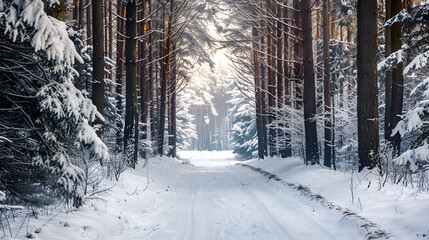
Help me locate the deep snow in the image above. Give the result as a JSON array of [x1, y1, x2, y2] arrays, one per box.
[[6, 151, 428, 239]]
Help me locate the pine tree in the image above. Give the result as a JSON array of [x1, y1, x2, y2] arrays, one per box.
[[0, 0, 108, 207]]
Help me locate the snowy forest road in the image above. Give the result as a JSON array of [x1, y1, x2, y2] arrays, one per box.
[[142, 151, 365, 240]]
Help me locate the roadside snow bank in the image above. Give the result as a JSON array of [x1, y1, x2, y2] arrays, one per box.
[[7, 156, 187, 240], [243, 157, 429, 239]]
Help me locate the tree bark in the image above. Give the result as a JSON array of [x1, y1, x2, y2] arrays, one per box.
[[86, 0, 92, 45], [124, 0, 138, 167], [302, 0, 319, 165], [73, 0, 79, 30], [79, 0, 84, 36], [322, 0, 332, 168], [277, 2, 286, 158], [92, 0, 105, 140], [384, 0, 392, 142], [283, 4, 292, 157], [261, 32, 268, 157], [357, 0, 379, 171], [168, 44, 177, 158], [116, 0, 125, 150], [293, 0, 303, 111], [149, 0, 155, 145], [389, 0, 404, 153], [140, 2, 149, 159], [267, 0, 277, 157], [109, 0, 113, 68], [252, 9, 264, 159], [158, 1, 174, 156]]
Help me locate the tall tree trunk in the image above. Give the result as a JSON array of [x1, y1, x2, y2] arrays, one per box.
[[323, 0, 332, 167], [116, 0, 125, 151], [384, 0, 392, 142], [277, 2, 285, 158], [104, 0, 108, 62], [73, 0, 79, 30], [293, 0, 303, 111], [109, 0, 113, 70], [261, 34, 268, 157], [260, 6, 268, 157], [86, 0, 92, 45], [253, 9, 264, 159], [73, 0, 85, 90], [158, 5, 167, 155], [267, 0, 277, 157], [302, 0, 319, 164], [389, 0, 403, 153], [149, 0, 155, 145], [124, 0, 138, 168], [283, 4, 292, 157], [140, 2, 149, 159], [357, 0, 379, 171], [78, 0, 84, 34], [92, 0, 105, 140], [158, 1, 174, 156], [169, 44, 177, 158]]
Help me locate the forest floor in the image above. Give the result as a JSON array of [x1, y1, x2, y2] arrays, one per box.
[[8, 151, 429, 239]]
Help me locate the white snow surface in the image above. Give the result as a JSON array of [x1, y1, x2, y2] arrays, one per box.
[[8, 151, 429, 239], [245, 157, 429, 240]]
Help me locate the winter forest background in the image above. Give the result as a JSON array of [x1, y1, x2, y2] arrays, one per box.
[[1, 0, 429, 238]]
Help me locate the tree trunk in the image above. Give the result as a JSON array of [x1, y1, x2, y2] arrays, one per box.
[[169, 44, 177, 158], [253, 9, 264, 159], [357, 0, 379, 171], [104, 0, 108, 63], [302, 0, 319, 165], [267, 0, 277, 157], [73, 0, 85, 90], [92, 0, 105, 140], [124, 0, 138, 168], [109, 0, 112, 72], [86, 0, 92, 45], [79, 0, 84, 37], [73, 0, 79, 30], [384, 0, 392, 142], [322, 0, 332, 167], [389, 0, 403, 153], [140, 2, 149, 159], [277, 2, 285, 158], [293, 0, 303, 111], [116, 0, 125, 151], [283, 4, 292, 157], [158, 1, 174, 156], [149, 0, 155, 146], [260, 8, 268, 157], [261, 34, 268, 157]]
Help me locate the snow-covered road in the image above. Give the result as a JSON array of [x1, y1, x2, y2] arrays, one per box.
[[141, 151, 364, 240], [25, 151, 367, 239]]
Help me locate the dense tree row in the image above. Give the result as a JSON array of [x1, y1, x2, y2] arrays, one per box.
[[0, 0, 213, 207], [223, 0, 429, 183]]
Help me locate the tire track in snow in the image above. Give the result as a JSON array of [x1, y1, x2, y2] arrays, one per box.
[[182, 171, 197, 240], [240, 171, 341, 239], [224, 171, 293, 240], [226, 169, 350, 240]]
